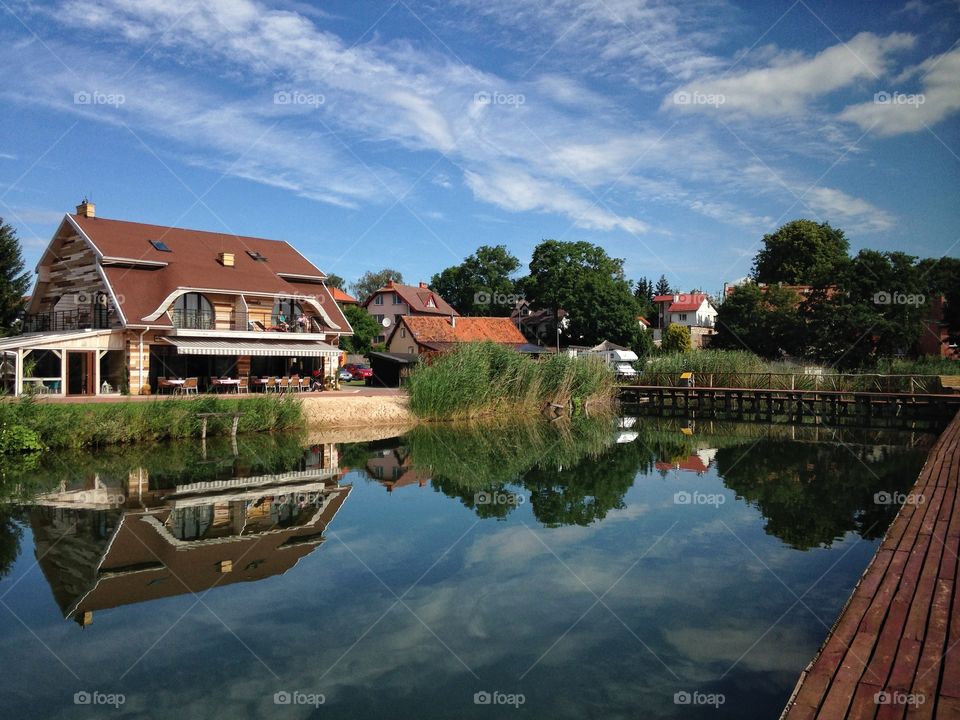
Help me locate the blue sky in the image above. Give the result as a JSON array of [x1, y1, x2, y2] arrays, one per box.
[[1, 0, 958, 295]]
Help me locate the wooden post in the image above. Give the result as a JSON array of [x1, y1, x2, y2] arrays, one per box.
[[231, 414, 239, 438], [201, 417, 208, 440]]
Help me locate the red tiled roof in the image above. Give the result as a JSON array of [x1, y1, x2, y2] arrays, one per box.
[[655, 455, 709, 474], [653, 294, 675, 302], [397, 316, 527, 345], [66, 214, 350, 332], [668, 293, 710, 312], [363, 282, 459, 316], [329, 286, 358, 304]]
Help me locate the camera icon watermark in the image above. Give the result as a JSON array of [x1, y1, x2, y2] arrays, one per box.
[[274, 90, 325, 108], [673, 690, 725, 707], [674, 490, 725, 508], [872, 291, 925, 306], [873, 91, 925, 108], [273, 690, 325, 707], [873, 491, 925, 506], [673, 90, 725, 107], [73, 91, 125, 107], [874, 690, 924, 706], [74, 691, 125, 708], [475, 491, 525, 507], [473, 291, 524, 307], [473, 690, 525, 707], [474, 90, 525, 107]]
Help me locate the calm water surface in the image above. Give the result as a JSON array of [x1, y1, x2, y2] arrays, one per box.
[[0, 418, 935, 719]]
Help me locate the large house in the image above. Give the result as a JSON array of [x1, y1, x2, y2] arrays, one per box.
[[510, 299, 567, 345], [1, 201, 352, 397], [362, 280, 459, 344], [385, 315, 528, 355]]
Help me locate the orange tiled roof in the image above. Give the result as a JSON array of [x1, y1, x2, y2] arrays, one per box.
[[329, 286, 358, 304], [400, 316, 527, 345]]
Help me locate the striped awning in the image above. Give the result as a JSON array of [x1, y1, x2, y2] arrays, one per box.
[[161, 337, 341, 357]]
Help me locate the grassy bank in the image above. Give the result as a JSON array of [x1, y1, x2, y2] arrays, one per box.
[[406, 342, 616, 421], [0, 395, 303, 452]]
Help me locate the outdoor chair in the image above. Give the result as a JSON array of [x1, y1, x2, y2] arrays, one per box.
[[265, 377, 276, 393], [183, 377, 199, 395], [278, 377, 289, 394], [238, 376, 248, 394]]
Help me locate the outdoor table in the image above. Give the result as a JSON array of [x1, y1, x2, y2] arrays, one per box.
[[212, 378, 241, 393], [162, 379, 185, 395]]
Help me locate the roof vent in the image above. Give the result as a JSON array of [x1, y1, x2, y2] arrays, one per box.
[[76, 199, 95, 218], [218, 252, 235, 267]]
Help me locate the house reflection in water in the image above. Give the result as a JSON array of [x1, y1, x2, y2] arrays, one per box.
[[654, 448, 718, 475], [28, 443, 351, 627], [366, 446, 430, 492]]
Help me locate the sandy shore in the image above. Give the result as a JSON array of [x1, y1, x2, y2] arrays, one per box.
[[300, 393, 417, 429]]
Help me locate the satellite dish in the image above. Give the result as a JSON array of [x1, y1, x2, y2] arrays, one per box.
[[382, 317, 391, 327]]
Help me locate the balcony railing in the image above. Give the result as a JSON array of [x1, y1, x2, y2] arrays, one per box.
[[170, 310, 326, 333], [19, 309, 115, 333]]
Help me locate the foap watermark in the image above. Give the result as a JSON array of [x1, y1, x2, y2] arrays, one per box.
[[474, 690, 525, 708], [474, 291, 524, 307], [872, 291, 925, 306], [75, 490, 126, 505], [274, 90, 325, 108], [74, 90, 125, 107], [874, 490, 925, 506], [674, 490, 725, 508], [673, 90, 725, 107], [874, 690, 925, 707], [273, 690, 325, 708], [74, 691, 125, 708], [475, 491, 525, 507], [474, 90, 525, 107], [873, 91, 925, 108], [674, 690, 725, 708]]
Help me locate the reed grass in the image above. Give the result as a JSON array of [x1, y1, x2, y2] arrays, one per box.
[[406, 342, 616, 420]]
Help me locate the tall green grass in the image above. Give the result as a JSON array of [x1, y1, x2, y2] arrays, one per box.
[[0, 395, 303, 451], [406, 342, 615, 420]]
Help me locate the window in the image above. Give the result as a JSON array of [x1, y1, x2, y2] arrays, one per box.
[[172, 293, 213, 329], [400, 327, 406, 338], [272, 298, 303, 328], [425, 296, 436, 308], [246, 250, 267, 262], [149, 239, 172, 252], [374, 314, 384, 323], [392, 293, 402, 305], [374, 294, 384, 305], [679, 313, 688, 322]]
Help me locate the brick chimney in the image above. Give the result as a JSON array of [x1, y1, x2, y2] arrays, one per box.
[[386, 280, 395, 289], [76, 199, 95, 218], [419, 281, 428, 289]]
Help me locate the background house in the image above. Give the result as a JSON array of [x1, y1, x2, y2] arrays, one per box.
[[652, 292, 718, 348], [362, 280, 459, 344], [386, 316, 527, 355]]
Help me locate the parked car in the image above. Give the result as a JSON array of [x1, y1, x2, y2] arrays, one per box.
[[346, 364, 373, 381], [338, 368, 354, 382]]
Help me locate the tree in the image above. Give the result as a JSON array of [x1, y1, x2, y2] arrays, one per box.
[[350, 268, 404, 303], [340, 303, 382, 355], [661, 324, 691, 353], [0, 220, 30, 336], [522, 239, 641, 348], [430, 245, 520, 316], [633, 277, 655, 321], [654, 274, 673, 297], [714, 283, 802, 358], [752, 220, 850, 285], [633, 326, 655, 359], [324, 274, 346, 290]]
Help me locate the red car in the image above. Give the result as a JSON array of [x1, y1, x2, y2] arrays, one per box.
[[343, 363, 373, 381]]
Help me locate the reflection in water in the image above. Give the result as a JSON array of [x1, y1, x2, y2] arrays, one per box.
[[0, 418, 939, 720], [18, 437, 350, 627]]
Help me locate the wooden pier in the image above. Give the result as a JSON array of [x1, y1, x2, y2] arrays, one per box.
[[781, 409, 960, 719], [619, 385, 960, 427]]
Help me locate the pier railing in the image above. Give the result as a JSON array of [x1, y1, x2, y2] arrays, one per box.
[[631, 372, 944, 394]]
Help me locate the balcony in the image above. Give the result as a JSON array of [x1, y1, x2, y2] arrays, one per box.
[[19, 309, 115, 334], [170, 309, 327, 334]]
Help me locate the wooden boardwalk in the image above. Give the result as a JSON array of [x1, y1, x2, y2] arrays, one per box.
[[781, 409, 960, 719]]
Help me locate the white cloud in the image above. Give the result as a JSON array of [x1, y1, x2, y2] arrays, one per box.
[[802, 186, 895, 233], [665, 33, 916, 117], [838, 46, 960, 135]]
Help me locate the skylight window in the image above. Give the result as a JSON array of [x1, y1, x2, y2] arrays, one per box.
[[149, 239, 172, 252], [246, 250, 268, 262]]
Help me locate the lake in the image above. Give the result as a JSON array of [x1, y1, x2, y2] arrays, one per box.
[[0, 417, 936, 719]]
